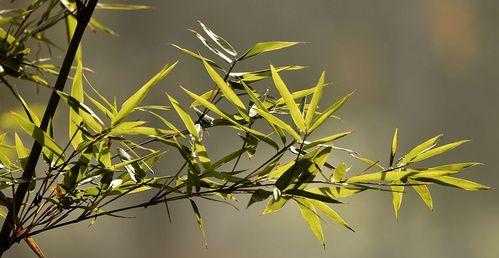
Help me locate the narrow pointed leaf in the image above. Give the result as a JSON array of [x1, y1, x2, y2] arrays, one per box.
[[411, 140, 470, 163], [271, 65, 306, 132], [295, 198, 325, 247], [309, 92, 353, 133], [112, 62, 177, 125], [305, 72, 325, 128], [241, 42, 302, 60], [198, 21, 237, 56], [310, 200, 354, 232]]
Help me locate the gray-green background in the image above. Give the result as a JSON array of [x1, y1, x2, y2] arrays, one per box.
[[1, 0, 498, 257]]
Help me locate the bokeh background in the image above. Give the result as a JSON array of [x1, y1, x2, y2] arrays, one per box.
[[1, 0, 498, 257]]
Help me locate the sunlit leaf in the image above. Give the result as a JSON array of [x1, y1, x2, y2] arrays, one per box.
[[305, 71, 325, 128], [400, 134, 442, 165], [310, 199, 354, 232], [410, 140, 470, 163], [309, 92, 353, 133], [271, 64, 306, 132], [240, 41, 302, 60], [198, 21, 237, 56], [12, 112, 64, 159], [171, 44, 221, 69], [112, 62, 177, 125], [295, 198, 325, 247]]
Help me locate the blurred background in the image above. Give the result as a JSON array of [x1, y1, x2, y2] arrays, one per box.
[[1, 0, 498, 257]]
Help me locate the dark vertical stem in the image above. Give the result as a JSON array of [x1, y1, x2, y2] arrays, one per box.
[[0, 0, 99, 255]]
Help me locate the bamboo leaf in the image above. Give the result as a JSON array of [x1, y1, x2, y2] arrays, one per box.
[[310, 199, 354, 232], [12, 112, 64, 159], [309, 92, 353, 133], [182, 87, 278, 149], [391, 183, 404, 218], [230, 65, 305, 84], [190, 29, 232, 63], [271, 64, 306, 132], [240, 42, 302, 60], [57, 91, 103, 133], [303, 132, 351, 150], [112, 62, 177, 125], [171, 44, 221, 69], [96, 3, 152, 10], [411, 140, 470, 163], [198, 21, 237, 56], [305, 72, 325, 128], [400, 134, 443, 165], [390, 128, 398, 167], [295, 198, 325, 247], [167, 94, 198, 140], [415, 176, 490, 191], [256, 110, 301, 141], [429, 162, 481, 171], [262, 197, 287, 215], [201, 58, 246, 111], [409, 179, 433, 210], [332, 163, 347, 183], [190, 199, 208, 248]]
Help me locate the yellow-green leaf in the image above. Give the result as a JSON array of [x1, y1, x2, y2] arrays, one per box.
[[310, 199, 354, 232], [309, 92, 353, 133], [417, 176, 490, 191], [201, 58, 246, 111], [167, 94, 198, 140], [400, 134, 442, 165], [112, 62, 177, 125], [295, 198, 325, 247], [171, 44, 221, 69], [332, 162, 347, 183], [409, 179, 433, 210], [391, 183, 404, 218], [271, 65, 306, 132], [305, 72, 325, 128], [12, 113, 64, 159], [241, 42, 302, 60], [390, 128, 398, 167], [411, 140, 470, 163]]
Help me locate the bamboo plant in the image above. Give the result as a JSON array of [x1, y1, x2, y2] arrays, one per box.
[[0, 1, 490, 257]]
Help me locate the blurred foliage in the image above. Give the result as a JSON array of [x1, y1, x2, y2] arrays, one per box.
[[0, 1, 490, 257]]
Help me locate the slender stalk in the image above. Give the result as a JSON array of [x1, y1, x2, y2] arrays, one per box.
[[0, 1, 99, 254]]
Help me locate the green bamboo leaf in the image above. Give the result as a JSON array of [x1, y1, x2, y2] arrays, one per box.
[[262, 197, 287, 215], [90, 18, 118, 36], [198, 21, 237, 56], [112, 62, 177, 126], [429, 162, 481, 171], [303, 132, 351, 150], [274, 84, 330, 106], [67, 15, 84, 149], [256, 110, 301, 141], [96, 3, 152, 10], [189, 199, 208, 248], [308, 187, 365, 199], [400, 134, 443, 165], [305, 71, 325, 128], [167, 94, 198, 140], [271, 64, 306, 132], [309, 92, 353, 133], [351, 154, 384, 170], [182, 87, 279, 149], [390, 128, 398, 167], [345, 170, 415, 183], [295, 198, 325, 247], [332, 162, 347, 183], [241, 81, 287, 143], [411, 140, 470, 163], [12, 112, 64, 159], [409, 179, 433, 210], [266, 160, 295, 180], [391, 183, 404, 218], [201, 58, 246, 111], [190, 29, 232, 63], [57, 91, 103, 133], [415, 176, 490, 191], [230, 65, 305, 84], [16, 94, 40, 126], [14, 133, 28, 169], [310, 200, 354, 232], [171, 44, 221, 69], [240, 42, 302, 60]]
